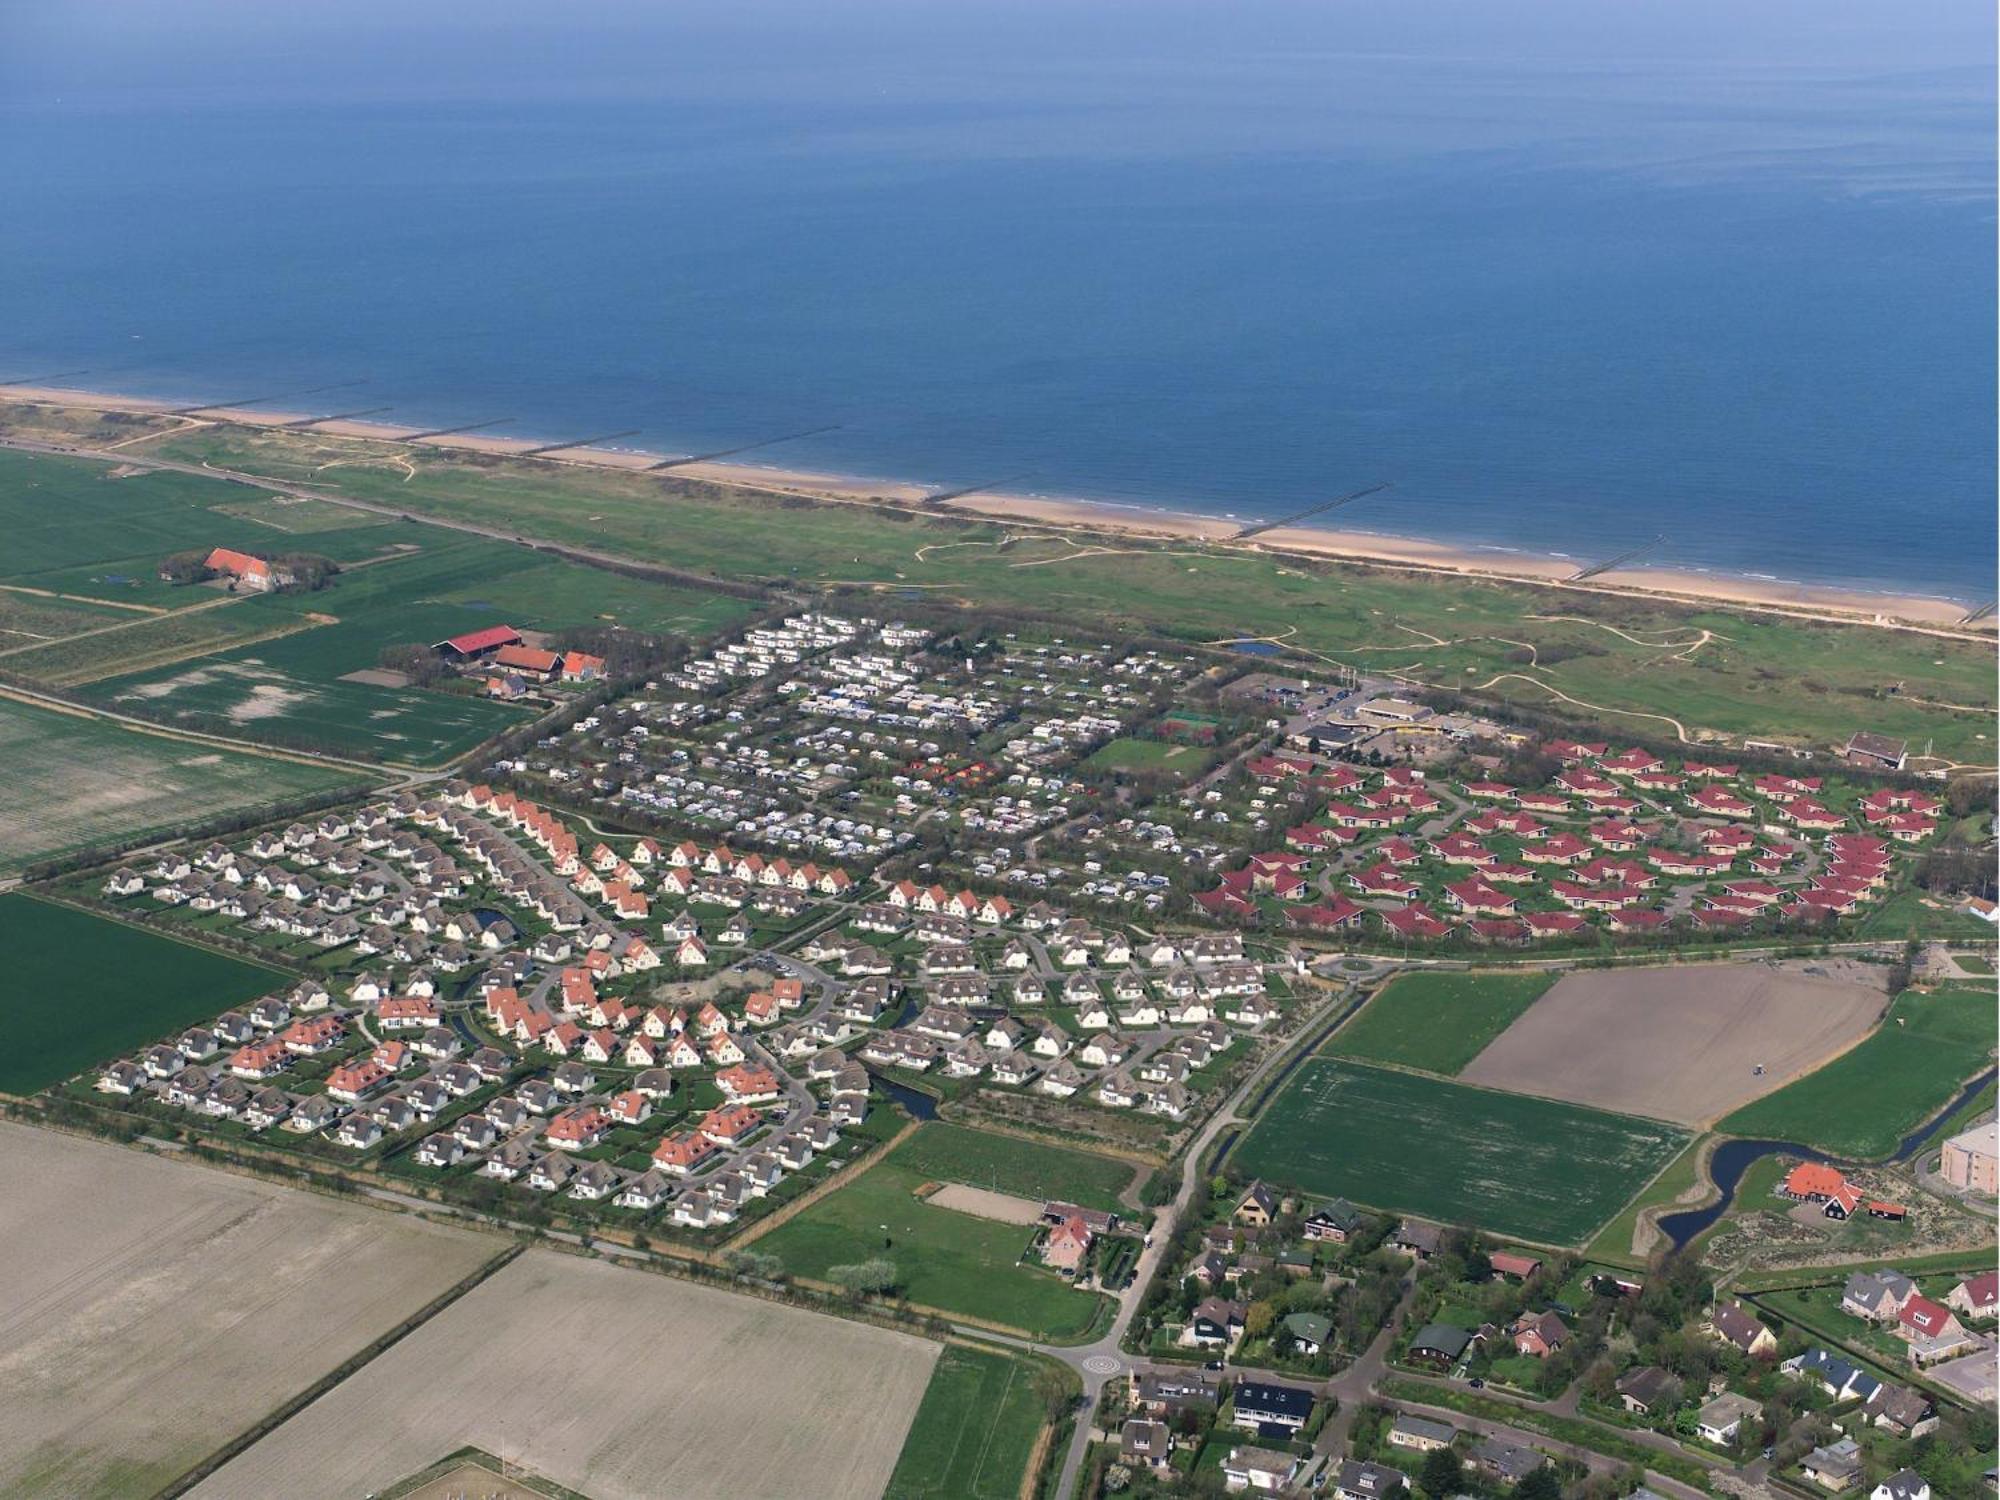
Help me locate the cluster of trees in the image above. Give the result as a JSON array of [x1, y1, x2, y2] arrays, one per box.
[[157, 549, 339, 592], [551, 623, 686, 680], [377, 642, 454, 687], [826, 1258, 899, 1296]]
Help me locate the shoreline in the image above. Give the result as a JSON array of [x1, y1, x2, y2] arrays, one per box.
[[2, 381, 1988, 632]]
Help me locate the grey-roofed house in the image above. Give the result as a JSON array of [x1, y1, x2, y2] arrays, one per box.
[[1616, 1364, 1678, 1415], [1386, 1415, 1456, 1453], [1407, 1322, 1473, 1369], [1694, 1392, 1762, 1445], [1333, 1458, 1408, 1500]]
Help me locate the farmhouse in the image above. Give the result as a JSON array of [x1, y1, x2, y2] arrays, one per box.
[[435, 624, 524, 660], [199, 546, 294, 591]]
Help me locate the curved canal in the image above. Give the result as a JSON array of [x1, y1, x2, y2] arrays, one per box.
[[1659, 1066, 1996, 1249]]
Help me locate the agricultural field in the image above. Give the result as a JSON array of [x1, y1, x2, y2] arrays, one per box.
[[1232, 1059, 1689, 1247], [0, 697, 365, 876], [750, 1156, 1112, 1339], [3, 599, 318, 687], [137, 418, 2000, 760], [0, 446, 416, 607], [1327, 970, 1553, 1076], [0, 894, 286, 1094], [884, 1344, 1050, 1500], [1718, 985, 1997, 1157], [888, 1122, 1139, 1215], [0, 1121, 495, 1500], [73, 528, 753, 764], [191, 1250, 937, 1500], [1459, 960, 1889, 1126], [0, 588, 132, 649]]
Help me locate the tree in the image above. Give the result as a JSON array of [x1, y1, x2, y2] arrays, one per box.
[[1513, 1466, 1562, 1500], [827, 1258, 899, 1295], [1417, 1447, 1462, 1498], [157, 549, 213, 585], [1245, 1300, 1278, 1340]]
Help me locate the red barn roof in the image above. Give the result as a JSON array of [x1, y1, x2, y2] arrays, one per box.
[[438, 624, 523, 655]]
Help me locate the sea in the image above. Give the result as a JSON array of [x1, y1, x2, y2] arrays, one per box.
[[0, 0, 1993, 599]]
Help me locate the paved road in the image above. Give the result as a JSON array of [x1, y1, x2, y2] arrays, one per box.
[[1038, 975, 1360, 1500]]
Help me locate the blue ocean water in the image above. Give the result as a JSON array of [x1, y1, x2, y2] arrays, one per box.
[[0, 1, 1992, 597]]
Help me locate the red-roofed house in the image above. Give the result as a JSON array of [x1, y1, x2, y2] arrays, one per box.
[[202, 546, 293, 591], [493, 643, 560, 676]]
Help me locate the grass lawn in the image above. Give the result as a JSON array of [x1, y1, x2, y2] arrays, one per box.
[[883, 1344, 1048, 1500], [1082, 737, 1215, 778], [1952, 954, 1994, 976], [887, 1123, 1137, 1214], [1752, 1287, 1907, 1365], [750, 1159, 1111, 1339], [0, 697, 366, 876], [0, 894, 285, 1094], [1718, 988, 1995, 1158], [1583, 1135, 1707, 1267], [1327, 969, 1555, 1076], [1232, 1060, 1688, 1247]]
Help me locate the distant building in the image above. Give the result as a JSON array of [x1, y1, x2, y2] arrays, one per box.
[[201, 546, 292, 591], [1940, 1123, 1997, 1194], [1843, 731, 1907, 771]]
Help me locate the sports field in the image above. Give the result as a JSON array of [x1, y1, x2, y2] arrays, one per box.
[[1083, 737, 1215, 777], [884, 1344, 1049, 1500], [1232, 1059, 1689, 1246], [888, 1122, 1138, 1214], [0, 1122, 495, 1500], [1718, 986, 1995, 1158], [749, 1158, 1111, 1339], [1328, 970, 1554, 1075], [192, 1250, 935, 1500], [0, 895, 286, 1094], [0, 697, 364, 876]]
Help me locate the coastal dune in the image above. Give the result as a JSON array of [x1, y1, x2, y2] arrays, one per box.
[[1, 382, 1985, 633]]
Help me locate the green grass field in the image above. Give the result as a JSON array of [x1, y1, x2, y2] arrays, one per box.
[[1233, 1059, 1689, 1246], [883, 1344, 1048, 1500], [0, 445, 755, 761], [887, 1122, 1138, 1214], [1583, 1136, 1706, 1266], [751, 1158, 1111, 1339], [0, 697, 365, 876], [1082, 737, 1216, 778], [1717, 987, 1996, 1158], [0, 894, 285, 1094], [1328, 970, 1555, 1076], [129, 419, 1999, 760]]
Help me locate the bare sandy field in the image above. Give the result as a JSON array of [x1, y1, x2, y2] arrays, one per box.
[[928, 1182, 1046, 1224], [0, 1122, 494, 1499], [192, 1249, 940, 1500], [1459, 960, 1889, 1126]]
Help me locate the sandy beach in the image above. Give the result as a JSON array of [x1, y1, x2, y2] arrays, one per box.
[[2, 382, 1986, 632]]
